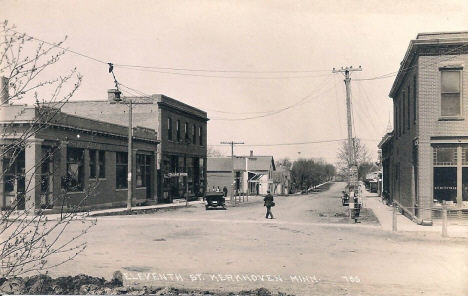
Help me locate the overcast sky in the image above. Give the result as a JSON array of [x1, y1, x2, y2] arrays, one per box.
[[2, 0, 468, 164]]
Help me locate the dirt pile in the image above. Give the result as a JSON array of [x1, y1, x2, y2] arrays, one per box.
[[0, 271, 123, 295], [0, 272, 286, 295]]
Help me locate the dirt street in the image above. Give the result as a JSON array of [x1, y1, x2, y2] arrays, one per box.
[[41, 182, 467, 295]]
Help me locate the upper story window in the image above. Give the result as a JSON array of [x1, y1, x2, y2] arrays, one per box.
[[402, 93, 406, 134], [413, 76, 417, 124], [407, 85, 411, 129], [399, 98, 402, 137], [192, 124, 196, 145], [199, 126, 203, 146], [168, 118, 173, 141], [440, 70, 461, 117], [394, 104, 398, 139], [185, 122, 189, 140], [177, 120, 181, 142]]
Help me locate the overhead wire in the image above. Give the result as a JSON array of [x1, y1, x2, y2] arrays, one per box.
[[210, 139, 344, 147], [114, 63, 330, 73], [7, 28, 108, 65], [333, 74, 344, 138], [9, 28, 468, 84], [114, 65, 332, 79], [351, 79, 383, 138], [206, 74, 332, 115], [210, 85, 335, 121], [355, 73, 386, 129]]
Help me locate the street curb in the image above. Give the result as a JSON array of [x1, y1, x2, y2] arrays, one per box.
[[4, 200, 205, 222]]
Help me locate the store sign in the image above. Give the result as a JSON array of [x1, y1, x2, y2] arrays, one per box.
[[164, 172, 188, 178]]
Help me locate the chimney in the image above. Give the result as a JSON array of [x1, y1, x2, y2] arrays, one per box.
[[250, 150, 253, 157], [1, 76, 9, 105], [107, 89, 122, 104]]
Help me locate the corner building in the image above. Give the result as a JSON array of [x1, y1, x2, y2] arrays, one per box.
[[62, 93, 208, 203], [389, 31, 468, 221], [0, 105, 159, 210]]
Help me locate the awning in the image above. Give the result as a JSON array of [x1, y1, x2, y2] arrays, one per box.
[[248, 173, 264, 183]]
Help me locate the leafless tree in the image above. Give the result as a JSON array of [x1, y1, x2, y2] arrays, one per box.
[[0, 20, 96, 278], [336, 138, 374, 180], [207, 145, 224, 157]]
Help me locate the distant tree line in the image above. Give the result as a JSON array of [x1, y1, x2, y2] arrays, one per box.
[[277, 157, 336, 191]]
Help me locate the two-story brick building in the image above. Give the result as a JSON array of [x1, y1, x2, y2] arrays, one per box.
[[61, 91, 208, 203], [388, 31, 468, 221]]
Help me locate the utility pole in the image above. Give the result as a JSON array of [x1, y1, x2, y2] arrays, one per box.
[[108, 64, 135, 210], [333, 66, 362, 193], [221, 141, 244, 205]]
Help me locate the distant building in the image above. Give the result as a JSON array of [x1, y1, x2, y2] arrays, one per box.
[[207, 152, 275, 195], [0, 104, 159, 210], [272, 165, 291, 195], [61, 91, 208, 203], [387, 31, 468, 222]]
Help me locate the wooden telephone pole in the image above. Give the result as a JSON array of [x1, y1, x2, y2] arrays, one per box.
[[333, 66, 362, 191], [221, 141, 244, 205]]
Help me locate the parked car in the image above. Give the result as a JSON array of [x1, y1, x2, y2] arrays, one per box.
[[204, 192, 226, 210]]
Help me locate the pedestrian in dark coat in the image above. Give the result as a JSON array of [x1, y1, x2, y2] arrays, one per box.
[[222, 186, 228, 197], [263, 190, 274, 219]]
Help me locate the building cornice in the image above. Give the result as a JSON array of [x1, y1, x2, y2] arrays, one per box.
[[389, 34, 468, 98]]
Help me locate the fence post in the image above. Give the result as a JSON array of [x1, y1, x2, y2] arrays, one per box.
[[392, 202, 397, 232], [442, 206, 448, 237]]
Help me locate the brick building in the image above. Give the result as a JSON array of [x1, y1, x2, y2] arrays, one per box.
[[61, 92, 208, 202], [0, 104, 159, 210], [388, 31, 468, 221]]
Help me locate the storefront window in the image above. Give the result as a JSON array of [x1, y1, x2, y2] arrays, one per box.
[[433, 145, 468, 205], [3, 149, 25, 194], [116, 152, 128, 189], [433, 167, 457, 203], [63, 147, 84, 192], [136, 154, 151, 188], [463, 168, 468, 202]]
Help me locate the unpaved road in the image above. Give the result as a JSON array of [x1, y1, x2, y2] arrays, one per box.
[[42, 182, 467, 295]]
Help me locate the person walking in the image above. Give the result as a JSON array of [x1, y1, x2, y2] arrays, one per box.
[[263, 189, 274, 219], [222, 186, 228, 197]]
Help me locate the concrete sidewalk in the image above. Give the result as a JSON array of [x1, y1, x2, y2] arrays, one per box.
[[24, 199, 205, 221], [361, 188, 468, 238]]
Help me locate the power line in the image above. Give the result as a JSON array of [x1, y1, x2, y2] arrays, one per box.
[[333, 74, 344, 139], [114, 64, 330, 74], [119, 76, 334, 121], [8, 28, 332, 79], [210, 86, 334, 121], [206, 75, 332, 115], [355, 74, 386, 129], [8, 28, 108, 65], [210, 139, 344, 147], [115, 66, 332, 80]]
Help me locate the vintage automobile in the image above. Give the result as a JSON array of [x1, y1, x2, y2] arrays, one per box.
[[204, 192, 226, 210]]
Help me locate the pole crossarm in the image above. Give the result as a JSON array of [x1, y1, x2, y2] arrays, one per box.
[[332, 66, 362, 75]]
